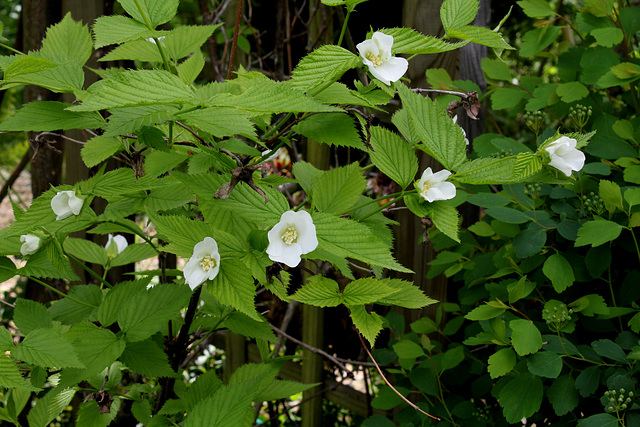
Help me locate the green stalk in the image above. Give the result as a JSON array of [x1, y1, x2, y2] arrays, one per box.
[[337, 9, 351, 47], [340, 190, 412, 217], [131, 0, 173, 72], [30, 277, 97, 308], [66, 252, 113, 289], [0, 42, 24, 55]]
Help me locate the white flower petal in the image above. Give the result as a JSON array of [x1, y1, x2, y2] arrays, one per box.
[[358, 32, 408, 86], [356, 38, 379, 64], [183, 237, 221, 290], [417, 167, 456, 202], [267, 210, 318, 267], [20, 234, 40, 256], [430, 169, 453, 183], [434, 181, 457, 200], [372, 31, 394, 58], [369, 57, 408, 86], [544, 136, 584, 176]]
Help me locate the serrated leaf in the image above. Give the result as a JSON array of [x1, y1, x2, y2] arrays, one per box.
[[454, 157, 518, 184], [69, 69, 197, 111], [145, 180, 195, 212], [291, 45, 360, 94], [0, 355, 37, 390], [350, 305, 384, 346], [178, 49, 205, 84], [0, 101, 103, 132], [75, 399, 120, 427], [447, 25, 514, 49], [292, 113, 363, 149], [547, 375, 579, 416], [510, 319, 542, 356], [513, 152, 543, 180], [119, 283, 191, 342], [184, 370, 223, 411], [1, 55, 84, 93], [488, 348, 516, 378], [14, 328, 84, 368], [99, 37, 162, 62], [27, 387, 77, 427], [543, 253, 575, 293], [292, 276, 341, 307], [185, 383, 254, 427], [311, 212, 412, 273], [441, 0, 479, 30], [64, 237, 108, 266], [49, 285, 102, 325], [14, 299, 52, 335], [119, 0, 179, 28], [313, 163, 366, 214], [19, 240, 80, 281], [81, 136, 123, 167], [431, 201, 460, 242], [104, 104, 179, 137], [498, 374, 543, 423], [379, 27, 470, 54], [110, 243, 157, 267], [92, 15, 156, 48], [368, 126, 418, 189], [222, 312, 277, 343], [341, 278, 397, 305], [208, 257, 260, 320], [396, 84, 467, 170], [376, 278, 437, 309], [224, 182, 290, 225], [517, 0, 555, 18], [40, 13, 92, 66], [527, 351, 563, 378], [97, 279, 149, 327], [163, 25, 219, 61], [66, 323, 125, 377], [120, 337, 175, 377], [575, 219, 623, 247], [178, 107, 256, 138]]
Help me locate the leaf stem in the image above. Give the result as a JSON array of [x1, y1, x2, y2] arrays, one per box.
[[65, 251, 113, 289], [30, 277, 96, 308], [0, 42, 24, 55], [337, 9, 351, 47]]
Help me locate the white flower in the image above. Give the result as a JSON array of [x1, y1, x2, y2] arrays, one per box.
[[453, 115, 469, 146], [356, 32, 408, 86], [183, 237, 221, 290], [105, 234, 128, 257], [51, 190, 84, 220], [20, 234, 40, 256], [544, 136, 585, 177], [416, 167, 457, 203], [267, 210, 318, 268]]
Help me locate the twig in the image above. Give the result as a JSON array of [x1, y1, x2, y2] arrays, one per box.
[[227, 0, 244, 80], [357, 332, 441, 421], [0, 148, 30, 206], [0, 298, 15, 308]]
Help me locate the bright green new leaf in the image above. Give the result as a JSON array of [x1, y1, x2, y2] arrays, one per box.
[[99, 38, 161, 62], [393, 338, 425, 359], [599, 180, 623, 212], [547, 375, 579, 416], [313, 163, 366, 214], [291, 45, 360, 94], [510, 319, 542, 356], [542, 252, 575, 293], [379, 27, 469, 54], [612, 119, 635, 141], [517, 0, 555, 18], [431, 201, 460, 242], [163, 25, 218, 61], [178, 49, 205, 84], [66, 323, 125, 377], [610, 62, 640, 80], [396, 84, 467, 170], [341, 277, 397, 306], [69, 69, 197, 111], [447, 26, 513, 49], [350, 305, 384, 347], [292, 276, 341, 307], [0, 101, 103, 132], [584, 0, 614, 17], [118, 0, 179, 28], [92, 15, 156, 48], [224, 182, 290, 225], [465, 304, 505, 320], [81, 136, 122, 168], [292, 113, 363, 149], [498, 374, 543, 423], [1, 56, 84, 93], [104, 104, 178, 137], [368, 126, 418, 189], [13, 328, 84, 369], [208, 257, 261, 320], [185, 370, 223, 411], [120, 337, 175, 377], [591, 27, 624, 47], [64, 237, 108, 266], [527, 351, 563, 378], [487, 347, 516, 378], [440, 0, 478, 30], [14, 299, 52, 335], [556, 81, 589, 103], [575, 219, 623, 247], [40, 12, 92, 65], [185, 383, 254, 427], [376, 278, 437, 309], [454, 157, 518, 184]]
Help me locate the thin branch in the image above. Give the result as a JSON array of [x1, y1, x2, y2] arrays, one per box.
[[0, 148, 30, 206], [227, 0, 244, 80]]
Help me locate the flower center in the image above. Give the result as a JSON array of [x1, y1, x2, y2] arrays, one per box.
[[281, 226, 298, 245], [365, 52, 383, 67], [199, 255, 217, 272], [421, 181, 433, 197]]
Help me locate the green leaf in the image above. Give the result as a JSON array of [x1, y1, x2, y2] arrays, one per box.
[[513, 152, 543, 180], [485, 207, 531, 224], [292, 113, 363, 149], [465, 304, 505, 320], [185, 370, 223, 411], [0, 355, 38, 390], [14, 299, 52, 335], [118, 0, 179, 28], [498, 374, 543, 423], [64, 237, 108, 266], [431, 201, 460, 242], [291, 45, 360, 94], [396, 84, 467, 170], [179, 107, 256, 139], [527, 351, 563, 378], [368, 126, 418, 189], [393, 338, 425, 359], [66, 323, 125, 377], [313, 163, 366, 214], [209, 80, 341, 113], [75, 399, 120, 427], [341, 278, 397, 306], [119, 283, 191, 342], [575, 365, 601, 397], [162, 25, 219, 61], [1, 55, 84, 93], [454, 157, 518, 184], [379, 27, 469, 54], [543, 252, 575, 293], [584, 0, 614, 17], [556, 81, 589, 103], [575, 219, 623, 247], [488, 348, 516, 378], [97, 279, 149, 327], [592, 339, 628, 363], [13, 328, 84, 368], [291, 276, 341, 307], [19, 240, 80, 281], [110, 243, 157, 267], [224, 182, 290, 225], [376, 278, 437, 309], [69, 70, 197, 111], [185, 383, 254, 427], [591, 27, 624, 47], [49, 285, 102, 325], [613, 119, 635, 141], [599, 180, 623, 212], [577, 414, 619, 427], [447, 25, 513, 49], [81, 136, 122, 168], [222, 312, 277, 343], [517, 0, 555, 18], [208, 257, 260, 320], [120, 337, 175, 377], [0, 101, 103, 132], [40, 12, 92, 66], [349, 305, 384, 347], [92, 15, 155, 48], [510, 319, 543, 356], [312, 212, 412, 273], [178, 49, 205, 84], [104, 104, 178, 137], [482, 57, 513, 81], [0, 327, 13, 352], [27, 387, 77, 427], [440, 0, 478, 30], [547, 375, 579, 416]]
